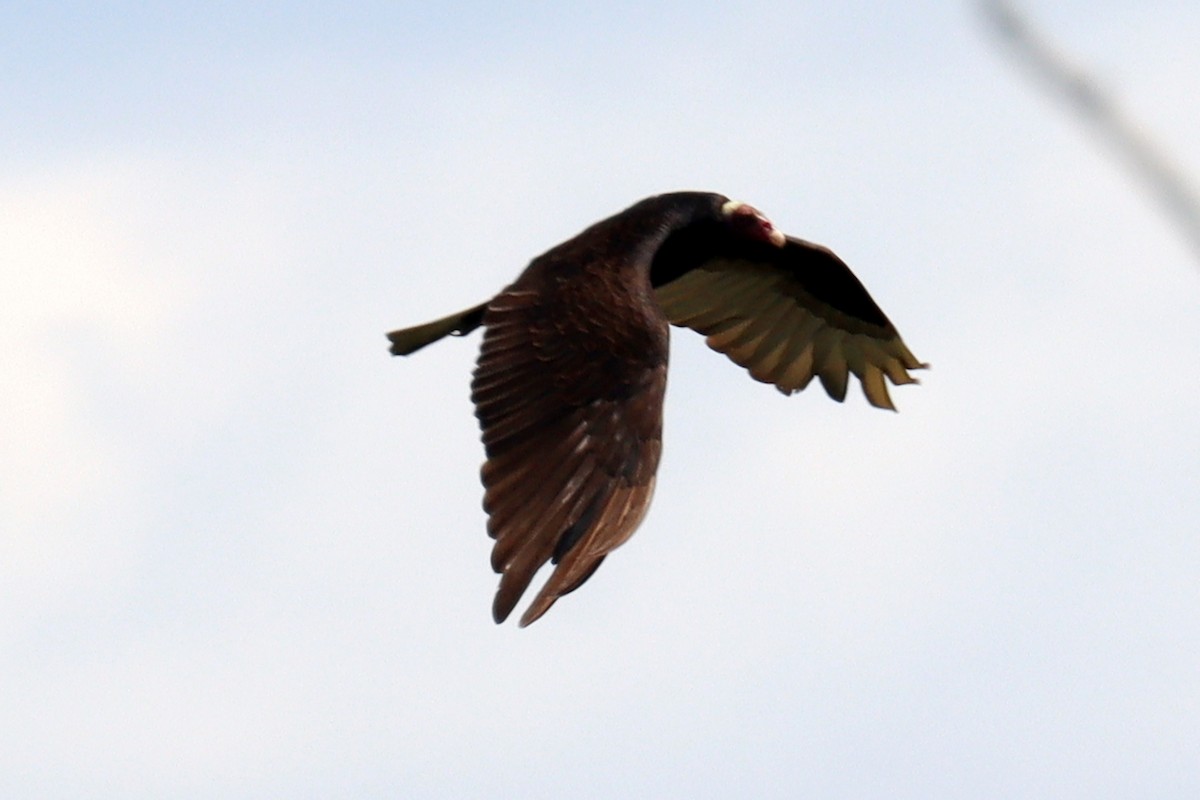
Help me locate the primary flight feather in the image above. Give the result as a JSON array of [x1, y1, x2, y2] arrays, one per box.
[[387, 191, 925, 626]]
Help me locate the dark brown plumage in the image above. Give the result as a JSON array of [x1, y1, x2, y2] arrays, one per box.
[[387, 191, 925, 626]]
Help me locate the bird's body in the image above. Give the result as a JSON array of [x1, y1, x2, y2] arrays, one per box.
[[388, 192, 924, 626]]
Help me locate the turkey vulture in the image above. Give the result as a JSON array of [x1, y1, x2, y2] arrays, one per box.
[[387, 191, 925, 627]]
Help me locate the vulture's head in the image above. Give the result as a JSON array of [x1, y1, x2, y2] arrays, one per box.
[[720, 200, 786, 247]]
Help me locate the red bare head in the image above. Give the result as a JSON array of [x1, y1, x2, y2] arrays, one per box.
[[721, 200, 786, 247]]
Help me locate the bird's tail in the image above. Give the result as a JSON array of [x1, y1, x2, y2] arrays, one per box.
[[386, 302, 489, 356]]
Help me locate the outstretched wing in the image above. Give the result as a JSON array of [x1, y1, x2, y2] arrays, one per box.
[[652, 234, 925, 410], [470, 288, 666, 627]]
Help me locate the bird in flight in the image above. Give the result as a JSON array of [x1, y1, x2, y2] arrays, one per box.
[[387, 191, 924, 627]]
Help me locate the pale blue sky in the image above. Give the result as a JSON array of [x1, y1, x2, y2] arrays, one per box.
[[3, 2, 1199, 797]]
